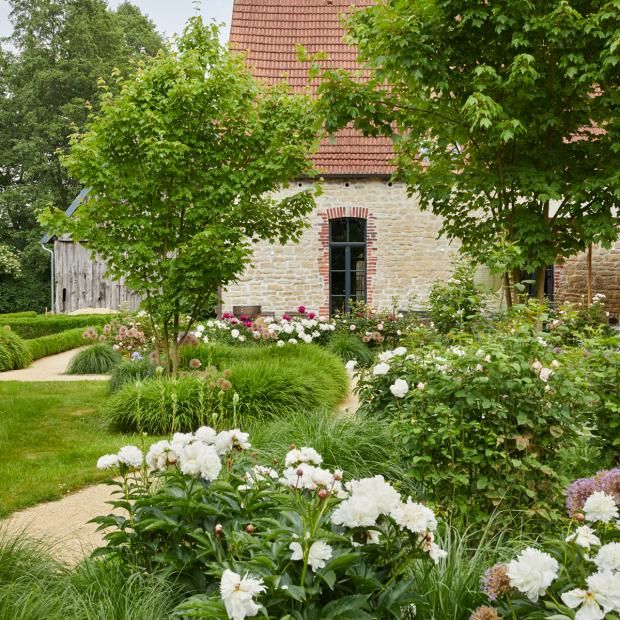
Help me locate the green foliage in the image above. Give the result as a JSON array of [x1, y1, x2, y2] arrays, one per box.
[[0, 535, 179, 619], [319, 0, 620, 291], [1, 314, 109, 339], [0, 327, 32, 370], [25, 327, 88, 360], [0, 311, 37, 319], [104, 345, 348, 434], [427, 262, 486, 334], [326, 331, 375, 366], [44, 17, 320, 374], [0, 0, 163, 316], [358, 326, 593, 521], [94, 435, 440, 618], [109, 359, 155, 394], [66, 343, 122, 374], [0, 245, 21, 278]]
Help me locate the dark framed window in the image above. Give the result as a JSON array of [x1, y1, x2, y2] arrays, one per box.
[[329, 217, 367, 315]]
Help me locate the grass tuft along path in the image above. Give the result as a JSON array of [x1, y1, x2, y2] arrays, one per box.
[[0, 381, 150, 517]]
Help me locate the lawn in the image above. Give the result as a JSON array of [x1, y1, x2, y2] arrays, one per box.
[[0, 381, 154, 517]]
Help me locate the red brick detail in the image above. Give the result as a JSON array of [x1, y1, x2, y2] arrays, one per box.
[[317, 207, 377, 317]]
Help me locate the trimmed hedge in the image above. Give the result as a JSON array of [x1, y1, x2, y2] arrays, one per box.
[[1, 315, 111, 339], [25, 328, 88, 360], [0, 328, 32, 371], [0, 311, 37, 319]]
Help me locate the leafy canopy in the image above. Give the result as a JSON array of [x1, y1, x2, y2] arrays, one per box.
[[42, 17, 319, 369], [319, 0, 620, 275]]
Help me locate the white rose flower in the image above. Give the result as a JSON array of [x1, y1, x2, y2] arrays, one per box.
[[290, 540, 333, 571], [562, 571, 620, 619], [97, 454, 119, 470], [391, 499, 437, 533], [220, 569, 266, 620], [389, 378, 409, 398], [372, 362, 390, 376], [594, 543, 620, 573], [566, 525, 602, 550], [117, 445, 143, 468], [584, 492, 619, 524], [506, 547, 559, 602]]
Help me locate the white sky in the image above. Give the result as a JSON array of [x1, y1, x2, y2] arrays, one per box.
[[0, 0, 234, 43]]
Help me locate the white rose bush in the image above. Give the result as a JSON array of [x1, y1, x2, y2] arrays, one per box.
[[93, 427, 445, 619]]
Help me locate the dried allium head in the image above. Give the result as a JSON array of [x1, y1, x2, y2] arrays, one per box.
[[223, 368, 232, 378], [217, 378, 232, 392], [597, 468, 620, 504], [566, 477, 597, 517], [149, 351, 159, 365], [82, 327, 97, 340], [469, 606, 501, 620], [103, 324, 112, 335], [98, 335, 106, 343], [189, 358, 201, 369], [481, 564, 511, 601]]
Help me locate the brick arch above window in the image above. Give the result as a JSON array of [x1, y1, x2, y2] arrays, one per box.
[[317, 206, 377, 317]]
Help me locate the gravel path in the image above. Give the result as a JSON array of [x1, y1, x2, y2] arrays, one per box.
[[0, 347, 110, 382]]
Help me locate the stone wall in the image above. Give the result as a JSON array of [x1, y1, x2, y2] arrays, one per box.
[[222, 178, 458, 317], [555, 241, 620, 319]]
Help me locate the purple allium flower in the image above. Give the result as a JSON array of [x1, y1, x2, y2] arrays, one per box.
[[131, 351, 143, 361], [481, 564, 511, 600], [566, 477, 598, 517], [597, 468, 620, 504]]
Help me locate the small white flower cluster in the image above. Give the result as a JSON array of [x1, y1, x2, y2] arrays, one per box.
[[331, 474, 446, 564], [267, 316, 334, 345], [370, 347, 421, 399], [280, 447, 346, 497]]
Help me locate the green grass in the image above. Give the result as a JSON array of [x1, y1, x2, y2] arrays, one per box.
[[66, 344, 122, 374], [0, 382, 157, 517], [26, 328, 88, 360], [0, 328, 32, 371], [0, 534, 180, 619]]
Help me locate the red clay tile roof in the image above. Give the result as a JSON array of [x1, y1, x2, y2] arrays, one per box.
[[229, 0, 395, 176]]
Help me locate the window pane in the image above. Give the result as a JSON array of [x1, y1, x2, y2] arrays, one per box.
[[348, 219, 366, 242], [351, 246, 366, 271], [330, 219, 348, 242], [331, 271, 346, 296], [330, 246, 346, 270], [351, 271, 366, 297]]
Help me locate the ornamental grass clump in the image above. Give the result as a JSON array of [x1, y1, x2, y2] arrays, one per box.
[[93, 427, 446, 618], [66, 343, 123, 374], [357, 325, 595, 521], [474, 478, 620, 619], [326, 331, 374, 366], [0, 327, 32, 371], [109, 358, 155, 393]]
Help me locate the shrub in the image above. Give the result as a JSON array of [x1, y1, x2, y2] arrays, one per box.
[[109, 359, 155, 394], [427, 261, 486, 334], [25, 327, 88, 360], [104, 346, 348, 434], [66, 343, 123, 374], [0, 328, 32, 371], [326, 331, 375, 366], [358, 328, 593, 521], [94, 430, 445, 617], [0, 311, 37, 319], [1, 314, 110, 339]]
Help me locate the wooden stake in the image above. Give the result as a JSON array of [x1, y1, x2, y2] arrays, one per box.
[[586, 244, 593, 306]]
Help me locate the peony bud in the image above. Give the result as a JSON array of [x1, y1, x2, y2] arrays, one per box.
[[296, 468, 304, 477], [318, 489, 329, 500], [215, 524, 223, 537], [245, 524, 255, 534]]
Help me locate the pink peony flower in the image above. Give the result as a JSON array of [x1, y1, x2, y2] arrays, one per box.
[[308, 312, 316, 319], [282, 314, 291, 321], [298, 305, 306, 314]]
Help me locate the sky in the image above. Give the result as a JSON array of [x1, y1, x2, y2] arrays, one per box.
[[0, 0, 234, 42]]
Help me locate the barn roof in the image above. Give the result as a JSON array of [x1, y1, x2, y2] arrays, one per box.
[[40, 187, 90, 243], [229, 0, 395, 176]]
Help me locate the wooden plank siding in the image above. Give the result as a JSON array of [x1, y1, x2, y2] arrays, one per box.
[[53, 239, 142, 313]]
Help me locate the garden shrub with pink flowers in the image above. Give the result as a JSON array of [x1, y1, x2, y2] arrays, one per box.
[[357, 322, 597, 521], [93, 427, 446, 619]]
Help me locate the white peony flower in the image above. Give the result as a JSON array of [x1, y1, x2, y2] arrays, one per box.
[[288, 338, 298, 345], [539, 367, 553, 382], [350, 324, 356, 331], [562, 571, 620, 619], [145, 440, 177, 471], [276, 340, 285, 347], [417, 382, 425, 391], [506, 547, 559, 602], [389, 378, 409, 398], [231, 329, 240, 339], [372, 362, 390, 376], [238, 335, 246, 342], [215, 429, 251, 455], [117, 445, 143, 468], [301, 333, 313, 344], [202, 335, 209, 343], [378, 351, 395, 363], [584, 492, 619, 524], [391, 499, 437, 533], [593, 543, 620, 573], [194, 426, 217, 444], [345, 360, 357, 372], [285, 447, 323, 467], [393, 347, 407, 356], [331, 493, 381, 527], [290, 540, 333, 571], [178, 442, 221, 481], [97, 454, 119, 470], [566, 526, 602, 550], [244, 465, 278, 486], [429, 542, 448, 564], [220, 569, 266, 620], [532, 360, 543, 371]]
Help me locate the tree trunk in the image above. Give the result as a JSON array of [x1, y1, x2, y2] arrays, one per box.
[[534, 266, 546, 302], [503, 272, 513, 310], [162, 321, 171, 374], [512, 269, 522, 304], [586, 244, 593, 306]]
